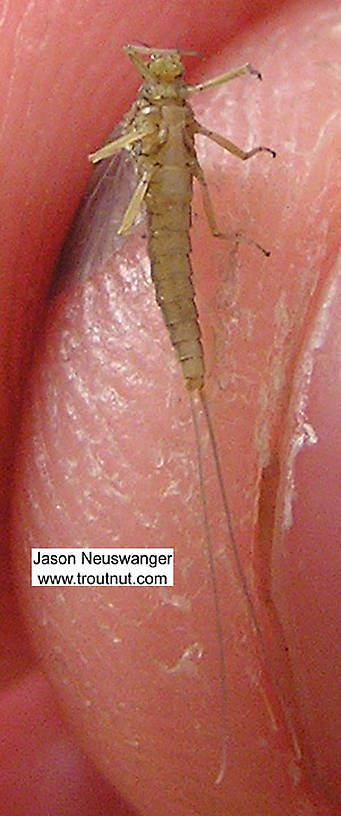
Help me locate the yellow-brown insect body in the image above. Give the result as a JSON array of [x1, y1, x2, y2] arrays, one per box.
[[87, 48, 296, 785], [130, 58, 204, 390], [88, 48, 275, 388], [137, 104, 204, 390]]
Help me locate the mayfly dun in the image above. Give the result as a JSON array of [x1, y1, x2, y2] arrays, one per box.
[[60, 44, 299, 785]]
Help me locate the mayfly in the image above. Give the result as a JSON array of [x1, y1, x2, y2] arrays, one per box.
[[61, 44, 298, 785]]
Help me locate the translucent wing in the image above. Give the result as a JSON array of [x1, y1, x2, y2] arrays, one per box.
[[54, 123, 144, 292]]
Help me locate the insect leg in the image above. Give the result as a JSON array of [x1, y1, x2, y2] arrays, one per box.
[[123, 45, 153, 81], [89, 126, 151, 164], [124, 44, 199, 58], [187, 63, 262, 96], [195, 123, 276, 162], [193, 162, 270, 256], [117, 171, 152, 235]]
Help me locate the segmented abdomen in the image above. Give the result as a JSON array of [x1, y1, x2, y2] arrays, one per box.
[[145, 164, 204, 391]]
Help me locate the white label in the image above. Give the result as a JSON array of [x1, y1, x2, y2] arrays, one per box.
[[31, 548, 174, 587]]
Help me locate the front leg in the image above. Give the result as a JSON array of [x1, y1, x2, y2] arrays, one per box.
[[187, 63, 262, 96]]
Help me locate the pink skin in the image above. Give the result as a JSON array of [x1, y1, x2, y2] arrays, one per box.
[[1, 1, 340, 814]]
